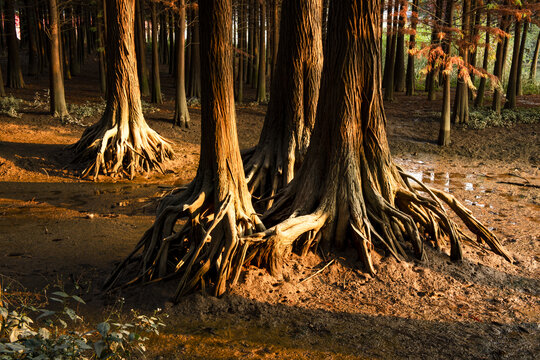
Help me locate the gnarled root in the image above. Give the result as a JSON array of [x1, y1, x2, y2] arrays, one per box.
[[103, 181, 265, 301], [70, 120, 173, 180], [246, 160, 511, 277]]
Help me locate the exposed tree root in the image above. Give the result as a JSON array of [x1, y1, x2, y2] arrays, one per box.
[[70, 118, 173, 180], [104, 178, 265, 301]]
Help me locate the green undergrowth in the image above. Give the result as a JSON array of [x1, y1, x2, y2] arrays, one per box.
[[0, 277, 165, 359], [467, 107, 540, 130]]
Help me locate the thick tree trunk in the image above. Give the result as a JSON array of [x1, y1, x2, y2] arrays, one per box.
[[105, 0, 264, 300], [504, 20, 521, 110], [173, 0, 189, 128], [250, 0, 510, 277], [150, 2, 162, 104], [71, 0, 173, 179], [243, 0, 323, 209], [256, 0, 267, 102], [516, 20, 528, 96], [529, 32, 540, 80], [474, 11, 490, 108], [6, 0, 24, 88], [405, 0, 418, 96], [135, 0, 150, 97], [48, 0, 69, 118]]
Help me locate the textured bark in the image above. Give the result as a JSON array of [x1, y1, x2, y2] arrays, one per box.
[[243, 0, 323, 209], [173, 0, 190, 128], [529, 32, 540, 80], [67, 7, 80, 76], [135, 0, 150, 97], [492, 15, 510, 113], [169, 11, 175, 75], [474, 11, 490, 108], [383, 0, 396, 101], [516, 20, 528, 96], [0, 63, 5, 97], [438, 0, 454, 145], [97, 0, 107, 94], [405, 0, 418, 96], [237, 0, 245, 102], [105, 0, 264, 299], [504, 20, 521, 110], [249, 0, 510, 277], [48, 0, 69, 118], [71, 0, 173, 179], [24, 0, 39, 76], [150, 2, 162, 104], [256, 0, 267, 102], [5, 0, 24, 88], [425, 0, 443, 100]]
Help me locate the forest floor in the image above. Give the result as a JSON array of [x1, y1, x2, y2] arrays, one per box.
[[0, 64, 539, 359]]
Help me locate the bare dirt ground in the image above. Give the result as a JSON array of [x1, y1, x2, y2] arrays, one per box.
[[0, 61, 539, 359]]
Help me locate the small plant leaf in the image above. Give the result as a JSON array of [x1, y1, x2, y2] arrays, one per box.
[[51, 291, 69, 298], [71, 295, 86, 304], [93, 340, 106, 358], [97, 322, 110, 337]]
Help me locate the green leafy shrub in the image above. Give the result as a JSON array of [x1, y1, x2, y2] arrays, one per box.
[[467, 107, 540, 130], [0, 97, 24, 118]]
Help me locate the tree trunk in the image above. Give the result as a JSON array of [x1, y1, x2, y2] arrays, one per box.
[[382, 0, 394, 89], [516, 20, 528, 96], [71, 0, 173, 179], [249, 0, 510, 277], [159, 8, 168, 65], [150, 1, 162, 104], [250, 0, 259, 88], [529, 31, 540, 80], [5, 0, 24, 88], [451, 0, 470, 124], [169, 10, 175, 75], [188, 10, 201, 98], [24, 0, 39, 76], [272, 0, 279, 75], [393, 0, 405, 92], [173, 0, 189, 128], [383, 0, 396, 101], [438, 0, 454, 145], [425, 0, 443, 100], [135, 0, 150, 97], [48, 0, 69, 118], [256, 0, 266, 102], [491, 15, 509, 113], [474, 11, 490, 108], [97, 0, 107, 94], [504, 20, 521, 110], [243, 0, 323, 209], [237, 0, 245, 103], [67, 6, 80, 76], [105, 0, 265, 300], [405, 0, 418, 96]]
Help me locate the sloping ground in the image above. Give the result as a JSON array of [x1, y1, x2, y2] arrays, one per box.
[[0, 70, 538, 358]]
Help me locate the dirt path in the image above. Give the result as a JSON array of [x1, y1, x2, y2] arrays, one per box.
[[0, 64, 539, 359]]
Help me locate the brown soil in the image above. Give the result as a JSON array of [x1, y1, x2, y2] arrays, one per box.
[[0, 62, 539, 359]]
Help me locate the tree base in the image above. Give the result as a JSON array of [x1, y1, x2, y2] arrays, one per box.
[[70, 118, 173, 180]]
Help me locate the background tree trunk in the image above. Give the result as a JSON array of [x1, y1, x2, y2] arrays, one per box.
[[504, 20, 521, 110], [516, 20, 528, 96], [256, 0, 266, 102], [438, 0, 454, 145], [6, 0, 24, 88], [187, 10, 201, 98], [150, 1, 162, 104], [135, 0, 150, 97], [405, 0, 418, 96], [451, 0, 471, 124], [529, 31, 540, 80], [48, 0, 68, 118], [173, 0, 189, 128], [393, 0, 405, 92], [474, 11, 490, 108]]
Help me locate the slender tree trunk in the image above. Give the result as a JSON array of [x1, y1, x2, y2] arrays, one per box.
[[504, 20, 521, 110], [71, 0, 173, 179], [492, 15, 509, 113], [405, 0, 418, 96], [529, 31, 540, 80], [474, 11, 490, 108], [169, 10, 175, 74], [24, 0, 38, 76], [97, 0, 107, 94], [383, 0, 397, 100], [243, 0, 323, 208], [516, 20, 528, 96], [382, 0, 394, 89], [48, 0, 68, 118], [438, 0, 454, 145], [393, 0, 406, 92], [150, 1, 162, 104], [135, 0, 150, 96], [159, 8, 168, 65], [426, 0, 443, 100], [256, 0, 266, 102], [451, 0, 471, 124], [237, 0, 245, 103], [6, 0, 24, 88], [250, 0, 259, 88], [173, 0, 189, 128], [188, 10, 201, 98], [67, 6, 80, 75], [272, 0, 279, 75]]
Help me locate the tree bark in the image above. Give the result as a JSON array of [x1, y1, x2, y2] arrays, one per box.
[[248, 0, 510, 277], [256, 0, 267, 102], [383, 0, 396, 101], [474, 11, 490, 108], [5, 0, 24, 88], [451, 0, 471, 124], [405, 0, 418, 96], [425, 0, 443, 100], [150, 1, 162, 104], [438, 0, 454, 145], [187, 9, 201, 98], [135, 0, 150, 97], [105, 0, 265, 300], [529, 31, 540, 80], [97, 0, 107, 94], [491, 15, 510, 113], [24, 0, 39, 76], [237, 0, 245, 102], [504, 20, 521, 110], [48, 0, 69, 118], [71, 0, 173, 179], [393, 0, 405, 92], [516, 20, 528, 96], [173, 0, 189, 128], [243, 0, 323, 209]]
